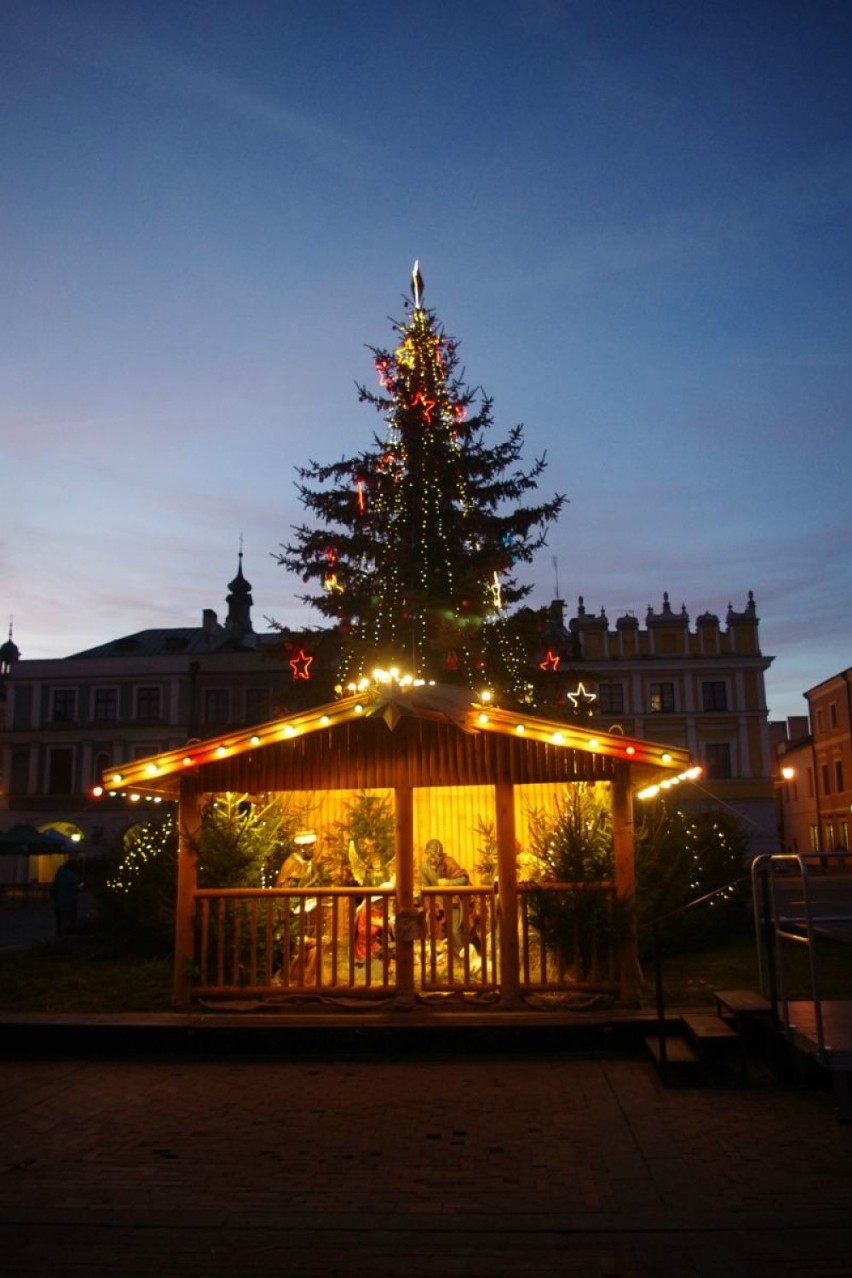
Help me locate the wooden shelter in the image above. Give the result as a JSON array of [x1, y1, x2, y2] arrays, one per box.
[[97, 679, 695, 1013]]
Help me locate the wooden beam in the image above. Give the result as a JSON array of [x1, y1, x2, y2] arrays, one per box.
[[495, 779, 521, 1007], [612, 761, 641, 1007], [172, 773, 200, 1011], [393, 780, 416, 1006]]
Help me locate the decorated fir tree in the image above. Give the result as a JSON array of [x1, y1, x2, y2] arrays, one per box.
[[278, 264, 565, 695]]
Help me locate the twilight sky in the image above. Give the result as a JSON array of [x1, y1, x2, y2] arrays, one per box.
[[3, 0, 851, 723]]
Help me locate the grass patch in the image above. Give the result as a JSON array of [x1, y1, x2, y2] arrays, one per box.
[[651, 929, 852, 1009], [0, 932, 173, 1013], [1, 920, 849, 1015]]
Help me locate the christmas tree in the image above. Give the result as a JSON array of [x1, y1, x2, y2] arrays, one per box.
[[278, 263, 565, 696]]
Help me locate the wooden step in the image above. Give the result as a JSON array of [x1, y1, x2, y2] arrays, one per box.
[[681, 1012, 741, 1048], [644, 1033, 700, 1065], [644, 1033, 705, 1086], [713, 988, 772, 1018]]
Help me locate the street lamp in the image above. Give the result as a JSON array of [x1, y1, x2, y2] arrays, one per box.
[[776, 765, 796, 852]]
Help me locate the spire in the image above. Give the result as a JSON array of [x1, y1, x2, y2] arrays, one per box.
[[0, 617, 20, 674], [225, 549, 255, 643], [411, 259, 424, 308]]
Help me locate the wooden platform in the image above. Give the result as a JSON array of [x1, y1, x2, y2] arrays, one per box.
[[714, 988, 773, 1018], [784, 999, 852, 1069]]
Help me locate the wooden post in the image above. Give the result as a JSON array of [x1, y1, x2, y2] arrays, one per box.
[[495, 778, 521, 1007], [173, 773, 200, 1011], [393, 780, 417, 1006], [612, 761, 642, 1006]]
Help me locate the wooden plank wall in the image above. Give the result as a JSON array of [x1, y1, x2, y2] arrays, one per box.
[[257, 781, 612, 886]]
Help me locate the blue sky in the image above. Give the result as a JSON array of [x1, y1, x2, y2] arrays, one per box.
[[3, 0, 851, 723]]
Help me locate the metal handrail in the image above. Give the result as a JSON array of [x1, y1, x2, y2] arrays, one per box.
[[649, 876, 751, 1070], [751, 850, 852, 1060]]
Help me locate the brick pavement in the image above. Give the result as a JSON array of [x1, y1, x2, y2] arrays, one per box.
[[1, 1040, 851, 1277]]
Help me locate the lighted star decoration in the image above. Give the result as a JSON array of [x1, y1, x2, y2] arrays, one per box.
[[567, 682, 597, 711], [489, 572, 503, 612], [539, 650, 560, 672], [289, 649, 314, 681], [395, 336, 416, 368], [411, 390, 437, 423]]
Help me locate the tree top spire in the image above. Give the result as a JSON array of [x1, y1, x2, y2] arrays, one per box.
[[411, 259, 424, 308]]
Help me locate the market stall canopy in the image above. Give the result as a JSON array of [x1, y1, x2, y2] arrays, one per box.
[[0, 824, 64, 855]]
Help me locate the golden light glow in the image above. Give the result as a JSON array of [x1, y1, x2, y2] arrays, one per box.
[[781, 765, 795, 781], [637, 764, 703, 800], [94, 668, 695, 798], [637, 784, 660, 800]]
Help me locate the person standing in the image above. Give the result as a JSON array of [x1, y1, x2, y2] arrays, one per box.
[[50, 860, 80, 937]]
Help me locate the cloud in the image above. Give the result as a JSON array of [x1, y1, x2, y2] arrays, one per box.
[[17, 2, 371, 178], [517, 145, 852, 296]]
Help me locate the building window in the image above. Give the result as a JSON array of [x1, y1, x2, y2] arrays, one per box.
[[136, 685, 162, 721], [840, 822, 849, 851], [93, 687, 118, 722], [809, 825, 819, 851], [245, 687, 270, 723], [51, 688, 77, 723], [821, 763, 831, 795], [816, 708, 824, 732], [807, 768, 814, 797], [597, 683, 624, 715], [701, 681, 728, 711], [205, 689, 230, 724], [704, 742, 732, 779], [825, 822, 836, 850], [48, 746, 74, 794], [93, 751, 111, 783], [10, 748, 29, 795], [830, 702, 838, 728], [649, 682, 675, 713], [835, 760, 844, 792]]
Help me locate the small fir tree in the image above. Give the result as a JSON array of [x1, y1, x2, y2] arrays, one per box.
[[277, 263, 565, 696], [634, 799, 750, 952], [525, 784, 626, 981]]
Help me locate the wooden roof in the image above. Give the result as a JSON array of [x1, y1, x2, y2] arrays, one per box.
[[96, 680, 695, 799]]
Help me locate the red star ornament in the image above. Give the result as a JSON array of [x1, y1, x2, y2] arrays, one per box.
[[289, 648, 314, 681]]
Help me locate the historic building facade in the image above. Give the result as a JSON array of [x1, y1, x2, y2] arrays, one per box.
[[534, 591, 776, 853], [0, 557, 299, 859], [775, 668, 852, 857], [1, 567, 778, 869]]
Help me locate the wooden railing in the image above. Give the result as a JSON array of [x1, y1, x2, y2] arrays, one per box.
[[191, 881, 620, 1000], [193, 887, 397, 998], [517, 880, 620, 991], [418, 885, 498, 992]]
